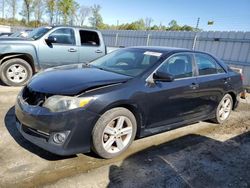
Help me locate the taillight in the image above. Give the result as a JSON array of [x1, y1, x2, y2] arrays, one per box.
[[240, 74, 243, 81]]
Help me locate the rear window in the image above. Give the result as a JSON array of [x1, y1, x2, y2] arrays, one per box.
[[195, 53, 225, 76], [79, 30, 100, 46]]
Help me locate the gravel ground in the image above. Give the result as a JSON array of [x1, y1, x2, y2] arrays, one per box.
[[0, 85, 249, 188]]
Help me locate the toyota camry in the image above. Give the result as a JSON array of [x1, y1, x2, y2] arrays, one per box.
[[15, 47, 243, 158]]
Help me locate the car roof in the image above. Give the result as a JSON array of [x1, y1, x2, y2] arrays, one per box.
[[127, 46, 192, 53], [50, 25, 99, 32]]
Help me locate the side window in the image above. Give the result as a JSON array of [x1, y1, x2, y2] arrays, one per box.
[[195, 53, 225, 75], [49, 28, 75, 45], [158, 54, 193, 79], [79, 30, 100, 46], [141, 55, 159, 66], [217, 61, 226, 73]]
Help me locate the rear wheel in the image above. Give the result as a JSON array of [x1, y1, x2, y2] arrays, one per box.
[[0, 58, 33, 86], [212, 94, 233, 124], [92, 107, 137, 159]]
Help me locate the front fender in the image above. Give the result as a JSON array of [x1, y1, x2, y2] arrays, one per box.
[[0, 43, 40, 71]]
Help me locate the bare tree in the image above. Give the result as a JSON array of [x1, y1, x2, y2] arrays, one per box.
[[69, 1, 79, 26], [77, 5, 90, 26], [55, 0, 60, 24], [21, 0, 33, 24], [46, 0, 56, 24], [89, 4, 103, 28], [145, 17, 153, 30], [7, 0, 18, 20], [57, 0, 79, 25], [33, 0, 44, 26]]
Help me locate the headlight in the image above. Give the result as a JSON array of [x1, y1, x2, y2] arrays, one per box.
[[43, 95, 95, 112]]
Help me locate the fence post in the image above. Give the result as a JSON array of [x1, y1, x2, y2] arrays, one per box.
[[115, 33, 119, 47], [146, 34, 151, 46]]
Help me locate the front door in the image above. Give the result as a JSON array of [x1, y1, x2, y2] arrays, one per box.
[[145, 53, 200, 128], [38, 28, 79, 69]]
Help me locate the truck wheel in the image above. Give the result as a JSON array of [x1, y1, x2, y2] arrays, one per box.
[[92, 107, 137, 159], [211, 94, 233, 124], [0, 58, 33, 86]]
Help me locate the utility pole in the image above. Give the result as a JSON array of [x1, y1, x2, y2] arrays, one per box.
[[192, 17, 200, 50], [116, 20, 119, 30], [159, 22, 162, 30], [195, 17, 200, 31]]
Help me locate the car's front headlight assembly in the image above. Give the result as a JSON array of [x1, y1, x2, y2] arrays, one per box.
[[43, 95, 95, 112]]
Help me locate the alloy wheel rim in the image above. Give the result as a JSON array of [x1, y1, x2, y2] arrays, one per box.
[[102, 116, 133, 154], [218, 97, 232, 121], [6, 64, 27, 83]]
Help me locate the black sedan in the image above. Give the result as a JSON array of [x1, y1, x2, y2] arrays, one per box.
[[15, 47, 243, 158]]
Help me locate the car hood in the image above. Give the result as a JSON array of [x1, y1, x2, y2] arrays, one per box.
[[27, 64, 132, 95]]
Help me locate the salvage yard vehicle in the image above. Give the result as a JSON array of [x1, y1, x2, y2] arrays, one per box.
[[0, 26, 106, 86], [15, 47, 243, 158]]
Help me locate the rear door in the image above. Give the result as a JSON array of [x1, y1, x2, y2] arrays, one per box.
[[78, 30, 105, 63], [38, 27, 79, 68], [194, 53, 228, 117]]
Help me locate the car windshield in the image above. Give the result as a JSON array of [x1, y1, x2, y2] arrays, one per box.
[[10, 32, 21, 37], [10, 30, 32, 38], [28, 27, 52, 40], [90, 49, 163, 77]]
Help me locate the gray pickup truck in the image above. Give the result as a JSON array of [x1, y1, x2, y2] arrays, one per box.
[[0, 26, 106, 86]]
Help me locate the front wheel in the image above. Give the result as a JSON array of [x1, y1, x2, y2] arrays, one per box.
[[0, 58, 33, 86], [92, 107, 137, 159], [212, 94, 233, 124]]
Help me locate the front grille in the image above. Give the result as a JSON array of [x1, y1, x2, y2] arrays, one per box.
[[22, 87, 52, 106]]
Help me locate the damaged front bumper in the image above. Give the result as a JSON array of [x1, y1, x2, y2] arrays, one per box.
[[15, 95, 100, 156]]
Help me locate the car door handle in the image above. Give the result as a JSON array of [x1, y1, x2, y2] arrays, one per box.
[[95, 49, 103, 53], [68, 48, 77, 52], [189, 83, 199, 89]]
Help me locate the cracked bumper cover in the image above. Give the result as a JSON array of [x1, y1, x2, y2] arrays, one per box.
[[15, 97, 100, 156]]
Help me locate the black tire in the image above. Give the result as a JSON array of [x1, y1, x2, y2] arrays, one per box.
[[211, 94, 233, 124], [0, 58, 33, 86], [92, 107, 137, 159]]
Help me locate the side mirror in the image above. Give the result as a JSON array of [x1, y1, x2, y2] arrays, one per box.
[[46, 36, 57, 44], [153, 71, 174, 82]]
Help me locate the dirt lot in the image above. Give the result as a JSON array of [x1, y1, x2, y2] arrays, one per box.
[[0, 85, 249, 188]]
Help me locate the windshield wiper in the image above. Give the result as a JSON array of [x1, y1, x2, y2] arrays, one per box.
[[82, 62, 91, 67], [84, 63, 105, 70]]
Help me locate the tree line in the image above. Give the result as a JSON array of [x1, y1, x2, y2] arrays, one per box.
[[0, 0, 197, 31]]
